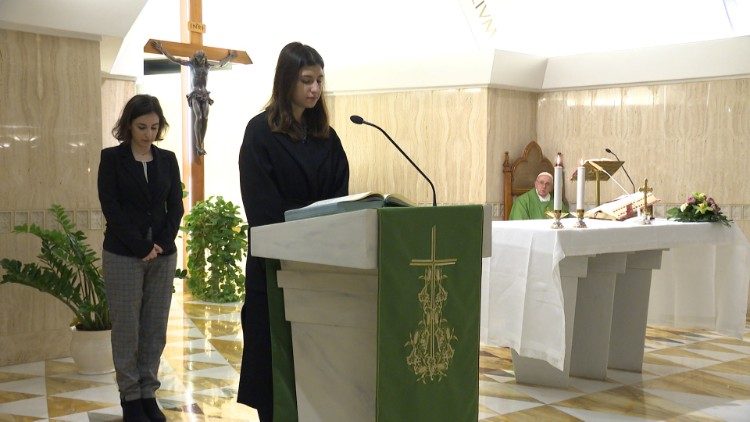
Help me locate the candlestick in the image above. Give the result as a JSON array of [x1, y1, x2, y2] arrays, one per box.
[[573, 209, 587, 228], [576, 159, 585, 211], [546, 209, 569, 229], [554, 153, 563, 211], [551, 210, 564, 229]]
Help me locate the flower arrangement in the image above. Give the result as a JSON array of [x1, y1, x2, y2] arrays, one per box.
[[666, 192, 732, 227]]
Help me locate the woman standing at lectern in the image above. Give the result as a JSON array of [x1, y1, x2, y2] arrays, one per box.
[[237, 42, 350, 421]]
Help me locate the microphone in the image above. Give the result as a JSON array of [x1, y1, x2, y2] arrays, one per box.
[[350, 115, 437, 206], [605, 148, 636, 193]]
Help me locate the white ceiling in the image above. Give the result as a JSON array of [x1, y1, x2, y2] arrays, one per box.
[[480, 0, 750, 57], [2, 0, 748, 56], [0, 0, 147, 39]]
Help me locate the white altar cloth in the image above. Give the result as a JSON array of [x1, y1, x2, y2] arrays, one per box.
[[481, 218, 750, 371]]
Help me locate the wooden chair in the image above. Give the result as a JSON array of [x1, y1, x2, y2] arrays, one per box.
[[502, 141, 555, 220]]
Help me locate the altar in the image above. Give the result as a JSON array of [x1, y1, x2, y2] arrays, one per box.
[[480, 218, 750, 387]]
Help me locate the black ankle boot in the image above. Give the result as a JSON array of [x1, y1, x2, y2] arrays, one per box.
[[141, 397, 167, 422], [121, 398, 148, 421]]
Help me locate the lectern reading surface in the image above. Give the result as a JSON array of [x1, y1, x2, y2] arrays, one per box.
[[570, 159, 624, 205]]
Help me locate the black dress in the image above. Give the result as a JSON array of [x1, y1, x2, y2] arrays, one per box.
[[237, 111, 349, 414]]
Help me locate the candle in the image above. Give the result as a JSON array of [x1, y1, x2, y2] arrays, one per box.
[[554, 153, 563, 211], [577, 159, 586, 210]]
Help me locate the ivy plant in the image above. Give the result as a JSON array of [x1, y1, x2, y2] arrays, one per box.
[[181, 196, 248, 302]]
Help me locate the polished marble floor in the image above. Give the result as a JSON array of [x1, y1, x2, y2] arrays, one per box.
[[1, 282, 749, 421]]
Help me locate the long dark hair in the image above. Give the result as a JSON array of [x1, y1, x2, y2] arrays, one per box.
[[266, 42, 329, 140], [112, 94, 169, 142]]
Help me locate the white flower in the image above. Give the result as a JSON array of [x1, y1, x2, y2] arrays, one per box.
[[680, 203, 688, 212]]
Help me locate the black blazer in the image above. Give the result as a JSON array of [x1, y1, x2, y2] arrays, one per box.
[[98, 142, 184, 259]]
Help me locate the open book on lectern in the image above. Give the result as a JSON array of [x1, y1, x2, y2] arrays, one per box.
[[584, 192, 660, 221], [284, 192, 415, 221]]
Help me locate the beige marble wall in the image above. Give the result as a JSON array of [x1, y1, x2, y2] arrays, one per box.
[[538, 79, 750, 238], [487, 88, 539, 217], [329, 88, 489, 206], [101, 75, 137, 149], [0, 29, 104, 365], [328, 87, 536, 216]]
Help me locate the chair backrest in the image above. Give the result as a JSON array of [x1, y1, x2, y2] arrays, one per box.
[[502, 141, 555, 220]]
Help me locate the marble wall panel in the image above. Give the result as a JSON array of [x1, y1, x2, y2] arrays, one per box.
[[0, 329, 72, 364], [0, 29, 105, 366], [329, 88, 488, 205], [537, 92, 564, 146], [0, 30, 101, 211], [487, 88, 538, 210], [101, 76, 137, 149], [0, 212, 10, 233]]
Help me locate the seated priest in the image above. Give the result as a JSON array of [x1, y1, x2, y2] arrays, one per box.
[[509, 172, 568, 220]]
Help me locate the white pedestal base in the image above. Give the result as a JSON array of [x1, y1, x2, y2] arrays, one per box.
[[278, 261, 378, 422], [512, 250, 663, 387]]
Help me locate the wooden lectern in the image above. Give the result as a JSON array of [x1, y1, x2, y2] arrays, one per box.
[[571, 159, 624, 206], [251, 207, 491, 421]]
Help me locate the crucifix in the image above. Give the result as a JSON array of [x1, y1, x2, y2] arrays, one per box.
[[639, 178, 653, 224], [143, 0, 251, 205]]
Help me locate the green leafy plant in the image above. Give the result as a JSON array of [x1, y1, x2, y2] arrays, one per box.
[[181, 196, 248, 302], [0, 204, 111, 331], [667, 192, 732, 227]]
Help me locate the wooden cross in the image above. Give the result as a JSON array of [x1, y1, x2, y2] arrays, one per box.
[[143, 0, 251, 206]]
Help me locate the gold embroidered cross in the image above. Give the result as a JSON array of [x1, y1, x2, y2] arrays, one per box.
[[405, 226, 458, 382]]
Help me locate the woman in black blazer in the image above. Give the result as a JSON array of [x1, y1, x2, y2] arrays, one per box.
[[97, 94, 184, 421]]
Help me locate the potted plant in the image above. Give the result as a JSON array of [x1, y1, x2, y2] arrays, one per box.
[[0, 204, 113, 374], [180, 196, 248, 303]]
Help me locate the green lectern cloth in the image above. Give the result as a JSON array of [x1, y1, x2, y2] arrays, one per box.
[[266, 259, 298, 422], [376, 206, 483, 421]]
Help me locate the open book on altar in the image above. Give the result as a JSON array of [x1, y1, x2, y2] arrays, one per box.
[[284, 192, 415, 221], [584, 191, 660, 221]]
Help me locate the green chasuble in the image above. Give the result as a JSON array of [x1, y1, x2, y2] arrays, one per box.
[[508, 189, 568, 220]]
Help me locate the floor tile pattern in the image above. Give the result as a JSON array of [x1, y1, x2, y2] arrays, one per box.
[[1, 283, 748, 421]]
